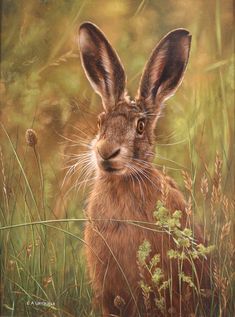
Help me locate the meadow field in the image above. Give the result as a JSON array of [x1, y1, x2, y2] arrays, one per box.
[[0, 0, 234, 316]]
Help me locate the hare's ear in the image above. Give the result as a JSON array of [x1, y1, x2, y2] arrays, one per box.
[[78, 22, 126, 111], [137, 29, 191, 114]]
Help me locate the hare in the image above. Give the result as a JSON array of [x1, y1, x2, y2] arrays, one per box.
[[78, 22, 212, 317]]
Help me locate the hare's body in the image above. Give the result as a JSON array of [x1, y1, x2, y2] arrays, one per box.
[[86, 169, 187, 316], [77, 22, 212, 316], [86, 168, 209, 316]]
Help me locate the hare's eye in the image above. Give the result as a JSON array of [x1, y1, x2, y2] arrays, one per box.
[[137, 119, 145, 134]]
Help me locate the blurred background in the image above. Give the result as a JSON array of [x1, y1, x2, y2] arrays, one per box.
[[0, 0, 234, 316], [0, 0, 234, 196]]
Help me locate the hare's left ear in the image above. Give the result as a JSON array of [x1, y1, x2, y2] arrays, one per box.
[[137, 29, 191, 114], [78, 22, 126, 111]]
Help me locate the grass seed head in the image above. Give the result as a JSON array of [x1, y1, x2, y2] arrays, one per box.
[[26, 243, 33, 257], [222, 195, 229, 221], [161, 167, 169, 205], [213, 152, 222, 189], [114, 295, 125, 310], [186, 196, 192, 216], [43, 276, 53, 288], [8, 260, 15, 271], [220, 221, 231, 242], [25, 129, 37, 147], [182, 170, 193, 193]]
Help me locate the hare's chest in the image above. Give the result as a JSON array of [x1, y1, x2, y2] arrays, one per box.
[[85, 196, 153, 265], [87, 185, 155, 221], [84, 220, 147, 285]]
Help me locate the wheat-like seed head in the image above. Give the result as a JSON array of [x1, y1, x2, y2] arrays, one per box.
[[220, 221, 231, 242], [213, 152, 223, 199], [210, 185, 217, 223], [161, 166, 169, 206], [185, 196, 192, 217], [143, 287, 151, 312], [182, 170, 193, 193], [200, 173, 208, 199], [221, 195, 229, 222], [214, 152, 222, 188]]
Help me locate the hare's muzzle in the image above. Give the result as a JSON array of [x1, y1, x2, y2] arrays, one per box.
[[96, 140, 123, 173]]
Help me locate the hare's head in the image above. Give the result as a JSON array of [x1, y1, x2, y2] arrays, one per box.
[[78, 22, 191, 176]]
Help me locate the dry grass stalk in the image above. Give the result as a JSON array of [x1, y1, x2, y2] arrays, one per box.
[[0, 145, 10, 210], [38, 50, 79, 74], [49, 50, 79, 67]]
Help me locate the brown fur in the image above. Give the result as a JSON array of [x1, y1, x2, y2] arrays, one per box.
[[77, 22, 212, 316], [85, 169, 211, 316]]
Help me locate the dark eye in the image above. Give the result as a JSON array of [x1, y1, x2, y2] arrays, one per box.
[[137, 119, 145, 134], [97, 118, 101, 129]]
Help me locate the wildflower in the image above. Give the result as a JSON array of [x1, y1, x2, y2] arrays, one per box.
[[137, 240, 151, 266], [152, 267, 164, 285], [179, 272, 196, 289], [150, 254, 160, 268], [155, 297, 165, 313]]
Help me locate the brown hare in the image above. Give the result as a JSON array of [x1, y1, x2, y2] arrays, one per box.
[[78, 22, 212, 317]]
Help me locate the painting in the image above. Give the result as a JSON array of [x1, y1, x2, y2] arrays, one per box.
[[0, 1, 234, 316]]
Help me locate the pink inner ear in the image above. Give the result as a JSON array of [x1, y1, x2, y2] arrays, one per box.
[[138, 33, 191, 105], [148, 42, 169, 99], [79, 23, 127, 112], [180, 35, 191, 57], [79, 28, 97, 55]]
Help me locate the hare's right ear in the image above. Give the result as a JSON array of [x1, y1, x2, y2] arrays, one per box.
[[78, 22, 126, 111], [137, 29, 191, 115]]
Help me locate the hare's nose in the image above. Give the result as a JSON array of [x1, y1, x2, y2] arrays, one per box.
[[97, 142, 120, 160]]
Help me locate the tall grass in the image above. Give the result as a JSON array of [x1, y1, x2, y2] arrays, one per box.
[[0, 127, 95, 316], [0, 130, 234, 316]]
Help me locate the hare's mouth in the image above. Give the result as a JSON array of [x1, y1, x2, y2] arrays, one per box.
[[100, 161, 123, 174], [103, 166, 122, 173]]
